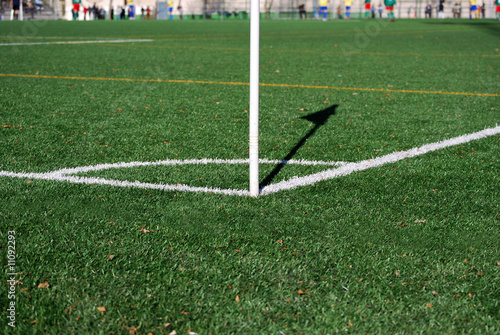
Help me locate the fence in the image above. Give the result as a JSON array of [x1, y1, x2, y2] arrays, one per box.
[[1, 0, 496, 20]]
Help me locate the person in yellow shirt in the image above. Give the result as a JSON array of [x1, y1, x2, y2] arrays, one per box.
[[319, 0, 328, 21], [168, 0, 173, 20], [128, 0, 135, 19], [469, 0, 478, 19], [344, 0, 353, 19]]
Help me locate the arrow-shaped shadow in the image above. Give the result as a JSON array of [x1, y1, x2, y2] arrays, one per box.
[[259, 104, 338, 189]]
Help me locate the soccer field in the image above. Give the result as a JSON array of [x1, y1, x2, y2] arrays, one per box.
[[1, 18, 499, 333]]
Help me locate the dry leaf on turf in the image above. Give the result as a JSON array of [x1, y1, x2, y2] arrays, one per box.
[[235, 295, 240, 303], [96, 306, 106, 314], [124, 326, 140, 335], [38, 282, 49, 288], [140, 226, 153, 233]]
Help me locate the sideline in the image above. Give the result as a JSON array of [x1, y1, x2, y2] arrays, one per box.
[[1, 73, 498, 97]]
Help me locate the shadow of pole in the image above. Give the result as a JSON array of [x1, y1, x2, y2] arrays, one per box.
[[259, 104, 338, 190]]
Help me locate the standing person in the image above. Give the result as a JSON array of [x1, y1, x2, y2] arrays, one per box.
[[384, 0, 396, 21], [344, 0, 353, 19], [72, 0, 81, 20], [452, 2, 459, 17], [167, 0, 173, 20], [438, 0, 445, 18], [10, 0, 20, 19], [91, 2, 97, 19], [364, 0, 371, 18], [298, 3, 306, 19], [469, 0, 478, 19], [128, 0, 135, 19], [496, 0, 500, 20], [377, 2, 383, 17], [318, 0, 328, 21], [34, 0, 43, 11], [371, 3, 376, 17], [480, 3, 485, 18], [425, 3, 432, 17], [336, 5, 343, 18], [177, 5, 183, 19]]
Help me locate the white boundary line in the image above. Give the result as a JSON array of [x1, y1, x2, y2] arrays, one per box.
[[0, 126, 498, 196], [0, 39, 154, 46]]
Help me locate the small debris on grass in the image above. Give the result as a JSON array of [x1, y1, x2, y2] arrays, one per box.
[[140, 226, 153, 233]]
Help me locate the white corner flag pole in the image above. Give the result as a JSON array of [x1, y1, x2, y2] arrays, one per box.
[[249, 0, 260, 197]]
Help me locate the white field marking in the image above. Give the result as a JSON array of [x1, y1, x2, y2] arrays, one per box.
[[50, 158, 346, 175], [0, 39, 153, 46], [0, 125, 498, 196], [260, 125, 500, 195]]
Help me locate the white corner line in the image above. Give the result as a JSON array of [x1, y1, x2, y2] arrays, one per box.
[[0, 125, 498, 196], [260, 125, 500, 195]]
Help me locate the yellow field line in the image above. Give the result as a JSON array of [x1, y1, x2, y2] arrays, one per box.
[[1, 73, 498, 97]]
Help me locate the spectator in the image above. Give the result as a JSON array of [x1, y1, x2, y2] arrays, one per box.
[[34, 0, 42, 12], [496, 0, 500, 20], [371, 3, 376, 17], [336, 5, 343, 18], [480, 3, 485, 18], [91, 3, 97, 19], [146, 6, 151, 19], [438, 0, 445, 18], [425, 3, 432, 18], [377, 2, 383, 17], [298, 3, 306, 19], [26, 0, 34, 19], [453, 2, 461, 17], [178, 5, 183, 19]]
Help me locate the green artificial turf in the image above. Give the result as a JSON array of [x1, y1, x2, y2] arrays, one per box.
[[1, 19, 499, 334]]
